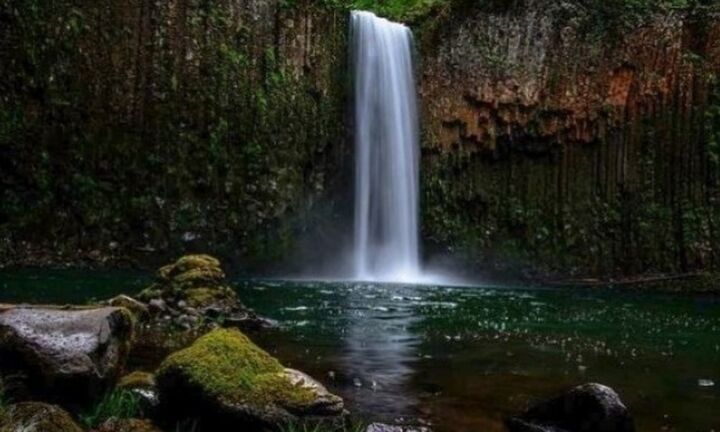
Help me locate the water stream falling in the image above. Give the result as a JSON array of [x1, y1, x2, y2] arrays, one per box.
[[351, 11, 421, 283]]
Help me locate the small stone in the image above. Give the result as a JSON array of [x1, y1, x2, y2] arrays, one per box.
[[149, 298, 167, 313]]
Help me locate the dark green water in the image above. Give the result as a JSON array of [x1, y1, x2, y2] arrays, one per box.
[[1, 271, 719, 431]]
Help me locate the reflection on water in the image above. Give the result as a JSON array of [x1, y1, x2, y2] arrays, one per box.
[[339, 283, 422, 421], [0, 271, 719, 432]]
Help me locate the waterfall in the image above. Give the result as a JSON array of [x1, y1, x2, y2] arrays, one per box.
[[351, 11, 421, 282]]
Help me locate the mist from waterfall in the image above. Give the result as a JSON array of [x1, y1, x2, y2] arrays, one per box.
[[351, 11, 421, 283]]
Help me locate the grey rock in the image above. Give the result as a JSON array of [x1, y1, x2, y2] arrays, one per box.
[[0, 306, 134, 408], [148, 298, 166, 313]]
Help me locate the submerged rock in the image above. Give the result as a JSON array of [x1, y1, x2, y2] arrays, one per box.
[[506, 383, 635, 432], [0, 402, 83, 432], [156, 328, 344, 429], [0, 306, 134, 408]]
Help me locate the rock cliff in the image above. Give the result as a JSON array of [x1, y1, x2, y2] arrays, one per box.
[[418, 0, 720, 276]]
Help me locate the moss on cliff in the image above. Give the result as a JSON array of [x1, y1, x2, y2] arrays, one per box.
[[0, 0, 349, 269]]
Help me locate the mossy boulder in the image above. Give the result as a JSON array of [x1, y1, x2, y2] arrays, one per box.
[[0, 402, 83, 432], [133, 254, 269, 333], [0, 306, 134, 410], [173, 255, 221, 275], [137, 254, 236, 310], [151, 254, 225, 292], [156, 329, 343, 429], [183, 286, 236, 309]]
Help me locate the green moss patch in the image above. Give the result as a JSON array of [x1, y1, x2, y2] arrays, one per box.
[[157, 329, 314, 406], [118, 372, 155, 390]]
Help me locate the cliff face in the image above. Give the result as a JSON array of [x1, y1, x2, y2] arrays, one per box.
[[0, 0, 348, 268], [2, 0, 719, 277], [418, 0, 720, 276]]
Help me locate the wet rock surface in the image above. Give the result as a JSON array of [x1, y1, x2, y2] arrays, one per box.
[[0, 306, 134, 408], [0, 402, 83, 432], [506, 383, 635, 432]]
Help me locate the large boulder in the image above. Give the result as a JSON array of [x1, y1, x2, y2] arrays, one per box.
[[0, 402, 83, 432], [0, 306, 134, 409], [505, 383, 635, 432], [156, 328, 344, 429]]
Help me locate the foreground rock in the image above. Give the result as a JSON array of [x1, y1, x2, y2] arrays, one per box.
[[0, 306, 134, 409], [0, 402, 83, 432], [95, 418, 162, 432], [132, 254, 269, 331], [505, 383, 635, 432], [156, 328, 344, 429], [366, 424, 431, 432]]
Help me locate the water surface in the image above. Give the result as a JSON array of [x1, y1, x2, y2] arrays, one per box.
[[0, 271, 718, 431]]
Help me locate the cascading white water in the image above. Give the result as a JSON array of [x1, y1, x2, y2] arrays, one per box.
[[351, 11, 421, 282]]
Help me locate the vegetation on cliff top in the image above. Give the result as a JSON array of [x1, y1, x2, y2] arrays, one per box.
[[323, 0, 716, 23]]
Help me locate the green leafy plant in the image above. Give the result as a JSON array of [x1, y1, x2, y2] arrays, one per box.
[[80, 389, 143, 428]]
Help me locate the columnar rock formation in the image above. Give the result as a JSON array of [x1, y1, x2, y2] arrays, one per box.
[[418, 0, 720, 276], [0, 0, 348, 268]]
